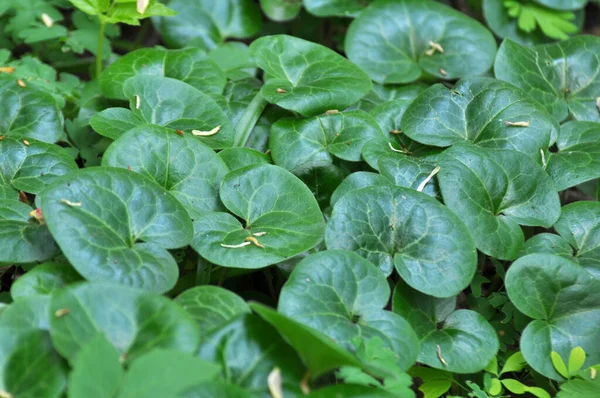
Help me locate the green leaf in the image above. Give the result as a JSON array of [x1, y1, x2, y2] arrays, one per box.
[[554, 201, 600, 278], [0, 295, 50, 330], [378, 154, 440, 198], [326, 185, 477, 295], [437, 143, 561, 260], [103, 125, 230, 219], [0, 200, 59, 263], [483, 0, 550, 46], [568, 346, 586, 376], [49, 282, 200, 363], [393, 282, 499, 373], [0, 327, 67, 398], [330, 172, 390, 207], [557, 377, 600, 398], [218, 147, 270, 171], [345, 0, 497, 84], [501, 378, 527, 394], [155, 0, 261, 50], [520, 233, 574, 260], [307, 384, 397, 397], [485, 357, 498, 376], [547, 122, 600, 190], [270, 110, 384, 172], [89, 108, 143, 140], [278, 250, 420, 371], [175, 286, 250, 337], [250, 34, 372, 116], [208, 42, 256, 81], [180, 381, 253, 398], [0, 76, 64, 143], [506, 254, 600, 380], [191, 164, 325, 269], [40, 167, 193, 293], [11, 263, 82, 300], [495, 37, 600, 123], [199, 314, 305, 396], [402, 78, 558, 158], [102, 2, 176, 26], [68, 334, 123, 398], [500, 351, 527, 375], [488, 378, 502, 396], [100, 47, 226, 100], [259, 0, 302, 21], [68, 0, 109, 16], [304, 0, 373, 17], [0, 137, 77, 196], [551, 352, 569, 378], [533, 0, 588, 11]]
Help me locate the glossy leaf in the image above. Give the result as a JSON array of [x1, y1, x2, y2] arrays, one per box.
[[378, 153, 439, 198], [89, 108, 143, 140], [533, 0, 588, 11], [250, 34, 372, 116], [103, 125, 230, 219], [325, 185, 477, 296], [506, 254, 600, 380], [191, 164, 325, 269], [260, 0, 302, 21], [330, 172, 390, 207], [483, 0, 549, 46], [278, 250, 420, 371], [438, 143, 561, 260], [40, 167, 193, 293], [304, 0, 373, 17], [11, 263, 82, 300], [218, 147, 270, 171], [345, 0, 497, 84]]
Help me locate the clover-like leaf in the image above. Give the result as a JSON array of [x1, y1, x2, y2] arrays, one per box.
[[278, 250, 420, 371], [191, 164, 325, 269], [11, 263, 82, 300], [199, 314, 305, 396], [250, 34, 372, 116], [402, 77, 558, 158], [438, 143, 561, 260], [270, 110, 384, 172], [495, 37, 600, 123], [0, 137, 77, 197], [304, 0, 373, 17], [0, 76, 64, 143], [103, 125, 230, 219], [345, 0, 497, 84], [0, 200, 59, 264], [506, 254, 600, 380], [547, 122, 600, 190], [49, 282, 200, 363], [100, 47, 226, 99], [393, 282, 499, 373], [40, 167, 193, 293], [326, 185, 477, 296]]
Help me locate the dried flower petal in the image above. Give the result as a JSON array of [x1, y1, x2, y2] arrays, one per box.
[[245, 236, 265, 248], [0, 67, 15, 73], [267, 368, 283, 398], [54, 308, 70, 318], [137, 0, 150, 14], [505, 121, 531, 127], [61, 199, 82, 207], [417, 166, 440, 192], [192, 126, 221, 136], [276, 88, 286, 93], [41, 13, 54, 28], [221, 242, 251, 249], [17, 79, 26, 88]]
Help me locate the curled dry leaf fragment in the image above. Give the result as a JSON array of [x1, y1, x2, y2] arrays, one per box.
[[137, 0, 150, 14], [437, 344, 448, 366], [425, 40, 444, 56], [29, 208, 45, 225], [0, 66, 15, 73], [505, 121, 531, 127], [540, 149, 547, 168], [18, 191, 28, 204], [192, 125, 221, 136], [276, 88, 286, 93], [390, 129, 402, 135], [22, 139, 30, 146], [417, 166, 440, 192], [135, 95, 141, 109], [596, 97, 600, 112], [388, 142, 409, 154], [119, 353, 128, 363], [267, 367, 283, 398], [591, 367, 597, 380], [61, 199, 83, 207], [0, 390, 13, 398], [439, 68, 448, 77], [16, 79, 26, 88], [220, 242, 251, 249], [41, 13, 54, 28], [300, 371, 311, 394], [175, 129, 184, 136], [324, 109, 339, 115], [0, 135, 5, 141], [245, 236, 265, 248], [54, 308, 70, 318], [253, 231, 268, 237]]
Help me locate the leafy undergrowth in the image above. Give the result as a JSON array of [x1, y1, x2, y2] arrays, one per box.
[[1, 0, 600, 397]]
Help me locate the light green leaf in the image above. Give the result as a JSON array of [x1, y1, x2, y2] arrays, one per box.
[[551, 351, 569, 378], [557, 377, 600, 398], [260, 0, 302, 21], [40, 167, 193, 293], [345, 0, 497, 84], [250, 34, 372, 116], [500, 351, 527, 375], [501, 378, 527, 394], [326, 185, 477, 295], [218, 147, 270, 171], [330, 172, 390, 207], [568, 346, 586, 376], [0, 296, 50, 330], [11, 263, 82, 300], [208, 42, 256, 81], [304, 0, 373, 17]]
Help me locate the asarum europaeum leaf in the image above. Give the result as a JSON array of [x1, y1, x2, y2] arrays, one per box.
[[506, 254, 600, 381], [495, 36, 600, 123], [278, 250, 420, 371], [325, 185, 477, 296], [40, 167, 193, 293], [345, 0, 497, 84], [250, 34, 372, 116], [191, 164, 325, 269], [401, 77, 559, 159], [438, 143, 561, 260]]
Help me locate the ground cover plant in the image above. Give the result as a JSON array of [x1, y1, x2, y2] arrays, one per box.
[[1, 0, 600, 397]]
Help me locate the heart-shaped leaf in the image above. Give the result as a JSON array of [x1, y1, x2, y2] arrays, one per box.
[[495, 37, 600, 123], [278, 250, 420, 371], [0, 137, 77, 197], [401, 78, 558, 158], [198, 314, 305, 396], [330, 171, 390, 207], [249, 34, 372, 116], [520, 233, 574, 260], [345, 0, 497, 84], [0, 76, 64, 143], [91, 76, 234, 148], [378, 153, 439, 198], [547, 122, 600, 190], [554, 202, 600, 279], [100, 47, 226, 100], [40, 167, 193, 293], [218, 147, 270, 171], [0, 200, 59, 263], [438, 143, 560, 260], [304, 0, 373, 17], [506, 254, 600, 380], [0, 295, 50, 331], [103, 125, 230, 219], [11, 263, 82, 300], [326, 185, 477, 296], [393, 282, 499, 373], [191, 164, 325, 269], [208, 42, 256, 81], [270, 110, 384, 172], [88, 108, 143, 141], [49, 282, 200, 362]]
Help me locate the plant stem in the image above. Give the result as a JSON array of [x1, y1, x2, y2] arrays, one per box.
[[96, 19, 107, 78], [232, 91, 268, 147]]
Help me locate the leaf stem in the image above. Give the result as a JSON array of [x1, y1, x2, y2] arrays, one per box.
[[96, 19, 107, 78], [232, 91, 268, 147]]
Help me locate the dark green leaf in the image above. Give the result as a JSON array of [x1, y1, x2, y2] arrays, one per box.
[[11, 263, 82, 300], [304, 0, 373, 17], [330, 172, 390, 207], [218, 147, 270, 171], [89, 108, 143, 140], [378, 153, 439, 198]]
